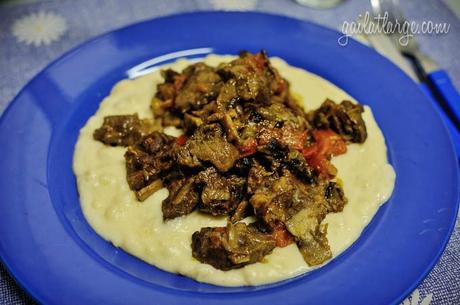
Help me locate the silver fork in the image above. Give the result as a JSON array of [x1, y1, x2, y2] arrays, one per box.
[[371, 0, 460, 157], [370, 0, 438, 74]]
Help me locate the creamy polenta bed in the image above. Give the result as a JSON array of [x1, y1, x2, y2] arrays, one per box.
[[73, 51, 395, 286]]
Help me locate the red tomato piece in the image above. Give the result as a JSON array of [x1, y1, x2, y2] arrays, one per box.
[[301, 129, 346, 178], [176, 134, 187, 146], [239, 138, 258, 157], [271, 222, 294, 248], [312, 129, 347, 157]]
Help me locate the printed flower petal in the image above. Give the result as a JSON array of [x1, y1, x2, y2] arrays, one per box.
[[411, 289, 421, 305], [401, 289, 433, 305], [420, 293, 433, 305], [12, 10, 67, 46]]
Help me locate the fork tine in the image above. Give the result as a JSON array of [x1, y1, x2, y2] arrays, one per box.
[[371, 0, 405, 23], [371, 0, 419, 52], [389, 0, 406, 23]]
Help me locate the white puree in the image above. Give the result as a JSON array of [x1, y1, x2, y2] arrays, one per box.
[[73, 55, 395, 286]]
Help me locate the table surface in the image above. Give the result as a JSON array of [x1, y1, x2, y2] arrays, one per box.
[[0, 1, 459, 304]]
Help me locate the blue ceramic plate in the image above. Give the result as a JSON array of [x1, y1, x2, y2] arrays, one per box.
[[0, 12, 458, 305]]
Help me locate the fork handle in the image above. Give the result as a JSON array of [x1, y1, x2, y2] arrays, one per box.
[[426, 70, 460, 129], [419, 82, 460, 159]]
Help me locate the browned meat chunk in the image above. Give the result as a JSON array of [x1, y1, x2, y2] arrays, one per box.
[[173, 143, 202, 168], [216, 81, 238, 110], [258, 103, 309, 131], [250, 140, 315, 184], [93, 114, 154, 146], [229, 200, 251, 223], [247, 161, 278, 195], [217, 51, 286, 104], [191, 222, 276, 270], [217, 57, 269, 102], [176, 124, 240, 172], [196, 167, 246, 216], [250, 170, 303, 225], [174, 63, 223, 112], [309, 99, 367, 143], [124, 132, 175, 191], [257, 125, 308, 152], [162, 177, 199, 220], [152, 63, 222, 129], [155, 69, 186, 101]]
